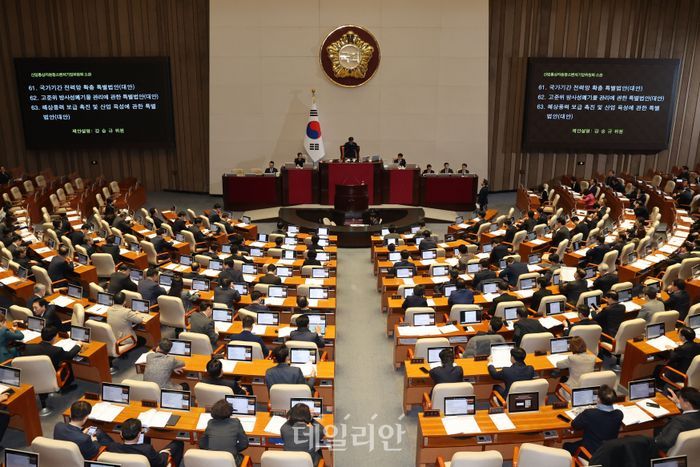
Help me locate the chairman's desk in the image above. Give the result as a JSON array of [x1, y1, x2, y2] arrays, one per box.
[[64, 398, 335, 466], [415, 394, 678, 466], [135, 356, 335, 410]]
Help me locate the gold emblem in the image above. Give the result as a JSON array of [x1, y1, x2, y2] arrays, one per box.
[[326, 30, 374, 79]]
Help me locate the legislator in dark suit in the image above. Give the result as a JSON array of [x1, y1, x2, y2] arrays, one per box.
[[593, 303, 626, 336], [498, 262, 528, 287], [655, 411, 700, 451], [213, 286, 241, 308], [572, 222, 590, 241], [665, 341, 700, 376], [472, 269, 497, 291], [593, 272, 618, 294], [552, 226, 571, 246], [402, 294, 427, 311], [259, 273, 282, 285], [54, 422, 112, 459], [487, 361, 535, 396], [23, 340, 80, 370], [561, 279, 588, 304], [390, 260, 416, 277], [172, 218, 187, 234], [566, 407, 624, 455], [219, 268, 244, 284], [448, 288, 474, 307], [513, 317, 547, 346], [665, 290, 691, 320], [265, 363, 306, 389], [106, 440, 183, 467], [585, 244, 610, 265], [200, 417, 249, 464], [100, 243, 121, 265], [37, 304, 69, 332], [531, 288, 552, 312], [138, 278, 166, 303], [189, 310, 218, 346], [491, 292, 519, 313], [419, 238, 438, 252], [108, 271, 138, 294], [151, 236, 172, 254], [281, 420, 325, 466], [429, 364, 464, 385], [342, 140, 359, 159], [47, 255, 74, 283], [489, 244, 510, 265], [289, 328, 325, 348], [229, 329, 268, 357]]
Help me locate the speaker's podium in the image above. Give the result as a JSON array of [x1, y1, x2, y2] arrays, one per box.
[[319, 157, 382, 206], [334, 183, 369, 222]]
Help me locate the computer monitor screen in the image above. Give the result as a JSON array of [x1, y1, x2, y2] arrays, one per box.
[[283, 249, 295, 259], [85, 461, 120, 467], [227, 344, 253, 361], [427, 346, 450, 363], [692, 264, 700, 279], [130, 269, 143, 283], [276, 266, 292, 278], [306, 314, 327, 334], [159, 274, 173, 287], [482, 281, 499, 294], [411, 225, 420, 234], [47, 238, 57, 249], [308, 287, 328, 300], [208, 259, 222, 271], [527, 232, 537, 241], [257, 233, 268, 242], [288, 225, 299, 234], [584, 267, 596, 279], [482, 243, 493, 253], [131, 299, 150, 313], [4, 449, 38, 467], [0, 365, 21, 387], [550, 337, 571, 354], [646, 323, 665, 340], [422, 250, 437, 260], [257, 312, 279, 325], [627, 252, 638, 264], [129, 242, 140, 252], [175, 234, 184, 243], [76, 253, 89, 265], [459, 309, 481, 324], [290, 348, 316, 364], [528, 253, 541, 265], [467, 263, 480, 273], [15, 266, 26, 281], [415, 238, 423, 246], [67, 284, 83, 299], [388, 252, 401, 262], [490, 342, 515, 358], [312, 268, 330, 278], [233, 283, 249, 295], [617, 288, 632, 303], [192, 278, 210, 291], [455, 216, 464, 224], [381, 228, 390, 237], [572, 386, 598, 407], [168, 339, 192, 356], [249, 248, 263, 257], [284, 237, 296, 246], [241, 216, 251, 224], [318, 227, 328, 236], [225, 395, 257, 415], [688, 314, 700, 329], [443, 285, 456, 297], [395, 267, 414, 278], [221, 244, 232, 254], [27, 316, 44, 332], [490, 224, 499, 232], [402, 287, 414, 298], [503, 307, 519, 321], [160, 389, 191, 411], [546, 300, 564, 315], [498, 259, 507, 270], [651, 456, 688, 467], [412, 312, 435, 326], [386, 238, 396, 246], [268, 286, 287, 298], [552, 272, 561, 286], [71, 325, 91, 343], [628, 378, 655, 401], [432, 265, 448, 277], [212, 308, 232, 323], [241, 264, 256, 275], [508, 392, 539, 413], [519, 278, 535, 290], [290, 397, 322, 418], [102, 383, 129, 404], [586, 295, 599, 309], [97, 292, 115, 307], [444, 396, 476, 416]]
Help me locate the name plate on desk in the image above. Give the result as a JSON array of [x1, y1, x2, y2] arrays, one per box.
[[411, 358, 425, 364]]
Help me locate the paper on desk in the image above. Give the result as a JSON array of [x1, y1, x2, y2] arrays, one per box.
[[527, 265, 543, 272], [439, 324, 459, 334], [445, 258, 459, 267], [459, 274, 474, 281], [489, 413, 516, 430], [560, 267, 577, 282], [517, 290, 535, 299], [490, 352, 512, 369], [482, 292, 500, 302], [546, 354, 569, 366], [220, 359, 237, 374], [138, 409, 171, 428], [646, 335, 679, 351], [54, 339, 80, 352], [196, 412, 212, 430], [242, 274, 257, 283], [251, 325, 267, 335], [34, 247, 51, 254], [20, 330, 41, 343], [614, 404, 653, 426], [307, 299, 319, 307], [162, 263, 179, 270], [135, 351, 153, 365], [432, 276, 450, 284], [201, 269, 219, 278], [51, 295, 75, 307], [668, 236, 685, 247], [539, 316, 562, 329], [457, 223, 469, 229], [234, 414, 257, 432], [87, 304, 108, 315], [622, 301, 641, 312], [119, 248, 130, 255], [292, 363, 316, 377], [250, 241, 266, 248], [492, 229, 506, 237], [265, 297, 285, 307], [563, 312, 579, 320], [89, 402, 125, 422], [276, 259, 295, 266], [475, 253, 490, 260], [645, 254, 666, 264], [402, 278, 415, 286], [530, 239, 547, 245], [441, 415, 481, 435], [421, 260, 437, 266], [0, 276, 20, 286], [278, 326, 296, 338], [305, 278, 324, 286], [575, 247, 591, 256], [629, 260, 652, 270], [426, 299, 436, 307], [214, 321, 232, 333], [635, 399, 670, 418], [264, 415, 287, 435], [659, 245, 678, 254]]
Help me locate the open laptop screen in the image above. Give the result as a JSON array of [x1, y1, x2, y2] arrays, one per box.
[[571, 386, 598, 407], [102, 383, 129, 404], [225, 394, 257, 415], [628, 378, 655, 401], [443, 396, 476, 416], [160, 389, 191, 411], [508, 392, 539, 413]]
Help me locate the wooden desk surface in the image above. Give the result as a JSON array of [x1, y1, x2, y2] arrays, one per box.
[[216, 321, 336, 341]]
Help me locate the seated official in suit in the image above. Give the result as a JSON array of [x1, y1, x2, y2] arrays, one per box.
[[555, 336, 595, 388], [0, 313, 23, 361], [26, 283, 47, 310], [513, 306, 547, 346], [281, 403, 325, 467], [138, 267, 167, 303], [32, 298, 68, 332], [653, 326, 700, 387], [54, 401, 112, 459], [502, 219, 517, 243], [447, 278, 474, 306], [593, 291, 626, 337], [402, 284, 428, 310], [67, 224, 89, 247], [498, 256, 529, 287], [571, 216, 590, 241], [439, 162, 453, 174], [561, 268, 588, 304], [172, 211, 188, 234], [463, 317, 505, 358], [295, 296, 314, 315], [199, 399, 249, 465], [584, 235, 610, 265], [264, 161, 278, 174], [245, 290, 269, 313], [108, 263, 138, 294], [530, 277, 552, 312], [265, 346, 309, 390], [487, 347, 535, 397], [592, 264, 618, 294], [294, 152, 306, 167], [189, 302, 218, 347], [665, 279, 691, 320], [106, 417, 184, 467], [472, 259, 497, 291], [490, 280, 519, 314], [99, 235, 121, 265], [219, 259, 244, 283], [429, 347, 464, 385], [150, 228, 173, 254], [188, 218, 208, 244], [638, 287, 666, 322], [106, 291, 146, 344], [230, 316, 269, 357], [489, 238, 511, 265], [551, 217, 571, 245], [422, 164, 435, 175], [208, 204, 222, 224], [563, 384, 624, 456], [213, 278, 241, 309], [393, 153, 407, 167], [303, 250, 322, 266], [23, 326, 83, 390], [259, 264, 282, 285], [418, 230, 437, 252], [390, 250, 417, 276], [47, 245, 74, 287], [564, 305, 597, 336], [202, 358, 245, 395], [655, 387, 700, 451], [143, 339, 186, 390], [288, 314, 325, 348], [342, 136, 359, 160], [543, 253, 562, 285]]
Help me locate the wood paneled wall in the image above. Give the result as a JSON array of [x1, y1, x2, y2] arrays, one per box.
[[489, 0, 700, 191], [0, 0, 209, 192]]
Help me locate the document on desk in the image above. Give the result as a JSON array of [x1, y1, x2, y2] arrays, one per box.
[[668, 236, 686, 247], [426, 299, 436, 307], [0, 276, 20, 286], [264, 415, 287, 435], [242, 274, 257, 283], [234, 415, 257, 432], [539, 316, 562, 329], [530, 239, 547, 245], [305, 279, 325, 286], [265, 297, 285, 306], [87, 304, 108, 315], [201, 269, 219, 278], [402, 278, 415, 286], [614, 404, 653, 426], [457, 223, 470, 229], [220, 359, 237, 374], [517, 290, 534, 299], [276, 259, 296, 266], [646, 335, 679, 351], [546, 353, 569, 367], [54, 339, 80, 352], [659, 245, 678, 255], [482, 292, 500, 302], [635, 399, 670, 418], [432, 276, 450, 284], [138, 409, 171, 428], [34, 247, 52, 254], [629, 259, 652, 270], [292, 363, 316, 377], [563, 312, 578, 320], [645, 254, 666, 264], [459, 274, 474, 281], [197, 413, 212, 430], [444, 258, 459, 267], [560, 266, 577, 282], [277, 326, 296, 338], [439, 324, 459, 334], [575, 247, 591, 256], [89, 402, 125, 422], [250, 241, 266, 248], [441, 415, 481, 435], [421, 260, 437, 266], [475, 252, 490, 259], [489, 413, 516, 430], [251, 325, 268, 335], [622, 301, 641, 312], [214, 321, 232, 333], [119, 248, 130, 255], [135, 351, 154, 365], [527, 265, 543, 272], [51, 295, 75, 308], [20, 330, 41, 343], [307, 299, 319, 307]]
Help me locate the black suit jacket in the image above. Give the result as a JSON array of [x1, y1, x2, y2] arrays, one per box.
[[419, 239, 438, 252], [531, 289, 552, 312], [54, 422, 111, 459], [219, 268, 243, 284], [491, 293, 519, 314], [487, 362, 535, 395], [504, 226, 517, 243], [499, 262, 529, 287], [100, 243, 121, 265], [47, 256, 74, 282], [586, 244, 610, 265], [594, 303, 626, 336], [561, 279, 588, 304], [513, 318, 547, 345], [22, 340, 80, 369], [259, 274, 281, 285], [289, 328, 325, 348], [108, 272, 138, 294], [472, 269, 496, 291], [572, 223, 590, 241], [213, 286, 241, 307], [552, 226, 571, 245], [402, 295, 428, 311], [40, 305, 69, 332], [229, 330, 268, 357], [429, 364, 464, 385], [106, 442, 169, 467], [655, 411, 700, 451], [593, 273, 618, 294], [665, 290, 691, 320], [565, 317, 597, 336], [172, 219, 187, 234], [490, 244, 510, 264], [151, 236, 172, 254], [666, 342, 700, 374], [572, 407, 624, 454], [67, 231, 86, 246]]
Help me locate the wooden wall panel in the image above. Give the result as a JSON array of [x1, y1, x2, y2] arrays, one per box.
[[489, 0, 700, 191], [0, 0, 209, 192]]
